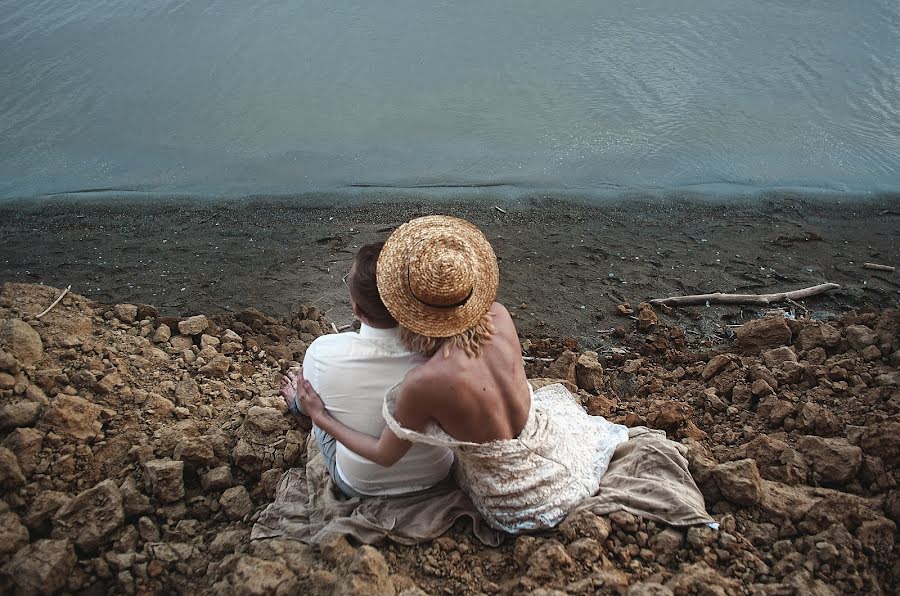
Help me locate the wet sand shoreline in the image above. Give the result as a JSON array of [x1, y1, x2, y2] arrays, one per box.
[[1, 195, 898, 347]]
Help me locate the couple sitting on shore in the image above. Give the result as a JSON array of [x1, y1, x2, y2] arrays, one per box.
[[281, 216, 631, 533]]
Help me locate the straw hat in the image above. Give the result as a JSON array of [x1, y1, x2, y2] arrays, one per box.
[[376, 216, 499, 337]]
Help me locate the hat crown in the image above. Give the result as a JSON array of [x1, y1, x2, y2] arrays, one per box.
[[408, 235, 474, 307]]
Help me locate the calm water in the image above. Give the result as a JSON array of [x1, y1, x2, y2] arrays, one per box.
[[1, 0, 898, 200]]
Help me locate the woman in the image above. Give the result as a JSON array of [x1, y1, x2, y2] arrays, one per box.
[[299, 215, 629, 532]]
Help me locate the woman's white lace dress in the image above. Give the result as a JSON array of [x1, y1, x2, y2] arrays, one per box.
[[382, 382, 629, 533]]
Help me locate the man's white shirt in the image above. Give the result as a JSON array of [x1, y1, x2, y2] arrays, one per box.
[[302, 324, 454, 495]]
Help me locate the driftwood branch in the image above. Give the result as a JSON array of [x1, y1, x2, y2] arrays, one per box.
[[649, 283, 840, 307], [35, 285, 71, 319], [863, 262, 895, 272]]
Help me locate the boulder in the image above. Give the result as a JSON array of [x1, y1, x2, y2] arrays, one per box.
[[559, 510, 612, 543], [52, 479, 124, 553], [152, 323, 171, 344], [178, 315, 209, 336], [0, 511, 29, 556], [202, 465, 235, 491], [213, 555, 300, 595], [762, 346, 798, 368], [796, 436, 862, 485], [143, 459, 185, 503], [526, 540, 575, 580], [713, 459, 763, 506], [0, 446, 26, 489], [860, 420, 900, 468], [220, 486, 253, 520], [113, 304, 138, 324], [24, 491, 71, 530], [335, 546, 396, 596], [231, 407, 302, 477], [735, 435, 808, 485], [174, 378, 201, 406], [0, 319, 43, 366], [702, 354, 735, 381], [0, 401, 42, 431], [734, 316, 791, 354], [546, 351, 577, 385], [575, 351, 604, 393], [42, 394, 102, 440], [636, 302, 658, 332], [795, 322, 841, 352], [844, 325, 876, 350], [0, 539, 76, 596], [174, 436, 216, 467], [199, 355, 231, 378], [2, 427, 43, 475], [0, 348, 18, 373]]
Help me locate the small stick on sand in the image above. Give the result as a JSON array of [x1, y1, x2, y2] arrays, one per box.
[[493, 205, 507, 214], [863, 262, 895, 272], [330, 323, 339, 334], [337, 323, 353, 331], [35, 285, 71, 319], [522, 356, 554, 363], [649, 283, 840, 307]]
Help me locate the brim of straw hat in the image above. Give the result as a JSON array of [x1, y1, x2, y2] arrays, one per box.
[[377, 215, 499, 338]]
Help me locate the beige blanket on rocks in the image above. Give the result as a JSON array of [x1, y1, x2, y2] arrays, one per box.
[[251, 426, 712, 546]]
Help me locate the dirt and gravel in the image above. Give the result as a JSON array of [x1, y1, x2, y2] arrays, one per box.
[[0, 282, 897, 595]]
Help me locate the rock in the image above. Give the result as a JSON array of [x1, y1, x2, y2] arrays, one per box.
[[575, 351, 604, 393], [608, 510, 639, 532], [860, 420, 900, 468], [762, 346, 798, 368], [795, 322, 841, 352], [796, 436, 862, 485], [750, 378, 775, 398], [174, 378, 201, 406], [199, 355, 231, 378], [0, 511, 29, 555], [566, 537, 603, 562], [119, 477, 152, 517], [169, 335, 193, 350], [844, 325, 876, 350], [795, 402, 839, 435], [3, 427, 43, 476], [231, 407, 300, 477], [637, 302, 658, 331], [200, 334, 221, 349], [646, 399, 692, 430], [114, 304, 138, 324], [174, 436, 216, 467], [649, 528, 684, 558], [202, 465, 235, 491], [178, 315, 209, 336], [0, 539, 76, 595], [0, 319, 43, 366], [713, 459, 763, 506], [734, 316, 791, 353], [213, 555, 300, 595], [546, 351, 578, 385], [0, 348, 18, 373], [0, 446, 26, 489], [559, 510, 612, 543], [702, 354, 734, 381], [42, 394, 102, 440], [0, 400, 42, 432], [210, 529, 247, 555], [736, 435, 808, 485], [686, 526, 717, 549], [52, 479, 124, 553], [143, 459, 185, 503], [220, 486, 253, 520], [23, 491, 70, 530], [666, 562, 740, 595], [336, 546, 396, 596], [0, 372, 14, 390], [152, 323, 172, 344], [526, 540, 575, 580], [627, 583, 674, 596]]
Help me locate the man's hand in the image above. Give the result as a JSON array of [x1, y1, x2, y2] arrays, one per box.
[[298, 379, 328, 424]]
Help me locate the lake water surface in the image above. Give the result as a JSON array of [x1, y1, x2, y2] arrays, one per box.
[[1, 0, 898, 200]]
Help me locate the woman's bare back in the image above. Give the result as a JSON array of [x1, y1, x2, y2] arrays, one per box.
[[398, 303, 532, 443]]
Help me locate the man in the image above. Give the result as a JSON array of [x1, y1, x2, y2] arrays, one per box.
[[281, 242, 454, 498]]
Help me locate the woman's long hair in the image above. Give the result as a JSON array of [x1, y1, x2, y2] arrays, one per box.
[[400, 311, 495, 358]]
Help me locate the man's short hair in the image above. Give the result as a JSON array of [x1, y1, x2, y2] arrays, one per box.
[[350, 242, 396, 326]]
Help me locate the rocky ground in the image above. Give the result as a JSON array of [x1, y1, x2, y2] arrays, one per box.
[[0, 282, 896, 595]]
